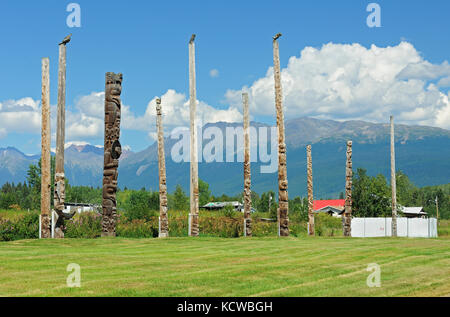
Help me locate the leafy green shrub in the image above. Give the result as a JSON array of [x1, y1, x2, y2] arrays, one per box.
[[252, 221, 277, 237], [65, 212, 102, 238], [314, 213, 342, 236], [199, 216, 242, 237], [122, 190, 159, 221], [117, 219, 158, 238], [219, 205, 240, 219], [0, 212, 39, 241]]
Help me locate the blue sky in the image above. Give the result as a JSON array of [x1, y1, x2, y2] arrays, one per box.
[[0, 0, 449, 154]]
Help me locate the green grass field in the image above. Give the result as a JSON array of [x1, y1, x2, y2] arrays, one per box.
[[1, 236, 449, 297]]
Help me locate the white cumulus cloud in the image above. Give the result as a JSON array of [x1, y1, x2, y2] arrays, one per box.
[[225, 41, 450, 129], [0, 98, 41, 137]]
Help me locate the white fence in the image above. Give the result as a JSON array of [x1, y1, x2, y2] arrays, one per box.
[[351, 217, 438, 238]]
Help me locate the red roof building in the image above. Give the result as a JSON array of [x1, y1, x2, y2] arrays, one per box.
[[314, 199, 345, 216]]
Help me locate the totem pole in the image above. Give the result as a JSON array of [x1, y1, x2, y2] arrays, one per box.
[[156, 98, 169, 238], [307, 145, 314, 236], [189, 34, 199, 237], [390, 115, 397, 237], [343, 141, 353, 237], [40, 57, 51, 238], [243, 92, 252, 237], [273, 33, 289, 236], [53, 35, 71, 238], [102, 72, 123, 237]]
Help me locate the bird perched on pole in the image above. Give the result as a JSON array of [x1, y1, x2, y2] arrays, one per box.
[[273, 33, 282, 40], [59, 34, 72, 46], [189, 34, 196, 44]]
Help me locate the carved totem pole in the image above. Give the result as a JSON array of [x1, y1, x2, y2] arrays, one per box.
[[243, 92, 252, 237], [156, 98, 169, 238], [40, 57, 51, 238], [102, 72, 123, 237], [307, 145, 314, 236], [273, 33, 289, 236], [390, 115, 397, 237], [343, 141, 353, 236], [189, 34, 199, 236], [54, 35, 70, 238]]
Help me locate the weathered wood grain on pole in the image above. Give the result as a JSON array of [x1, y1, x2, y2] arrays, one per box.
[[307, 145, 314, 236], [273, 33, 289, 236], [436, 196, 439, 224], [40, 57, 51, 239], [102, 72, 123, 237], [390, 115, 397, 237], [243, 92, 252, 237], [54, 41, 67, 239], [189, 34, 199, 237], [156, 98, 169, 238], [343, 141, 353, 237]]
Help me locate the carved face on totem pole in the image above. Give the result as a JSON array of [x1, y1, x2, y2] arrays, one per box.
[[102, 72, 123, 235]]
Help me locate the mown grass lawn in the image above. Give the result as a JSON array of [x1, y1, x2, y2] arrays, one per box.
[[0, 236, 449, 297]]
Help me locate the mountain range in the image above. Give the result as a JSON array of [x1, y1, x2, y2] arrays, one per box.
[[1, 117, 449, 198]]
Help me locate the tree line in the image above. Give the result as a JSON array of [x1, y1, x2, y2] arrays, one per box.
[[0, 160, 448, 220]]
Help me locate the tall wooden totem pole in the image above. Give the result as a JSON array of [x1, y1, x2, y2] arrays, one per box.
[[40, 57, 51, 238], [390, 115, 397, 237], [102, 72, 123, 237], [307, 145, 314, 236], [243, 92, 252, 237], [273, 33, 289, 236], [54, 35, 71, 238], [343, 141, 353, 236], [156, 98, 169, 238], [189, 34, 199, 236]]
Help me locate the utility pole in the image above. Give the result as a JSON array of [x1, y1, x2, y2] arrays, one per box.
[[189, 34, 199, 237], [273, 33, 289, 236], [307, 145, 314, 236], [54, 35, 71, 238], [156, 98, 169, 238], [343, 141, 353, 237], [40, 57, 51, 239], [391, 115, 397, 237], [243, 92, 252, 237]]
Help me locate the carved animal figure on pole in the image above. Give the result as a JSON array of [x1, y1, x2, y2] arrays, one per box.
[[343, 141, 353, 237], [242, 92, 252, 237], [273, 33, 289, 236], [156, 98, 169, 238], [40, 57, 51, 238], [307, 145, 314, 236], [102, 72, 123, 237], [390, 115, 397, 237]]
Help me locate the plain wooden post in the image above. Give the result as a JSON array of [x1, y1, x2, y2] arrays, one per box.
[[189, 34, 199, 237], [307, 145, 314, 236], [243, 92, 252, 237], [156, 98, 169, 237], [40, 57, 51, 239], [54, 42, 67, 239], [343, 141, 353, 237], [435, 196, 439, 225], [273, 33, 289, 236], [390, 115, 397, 237]]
